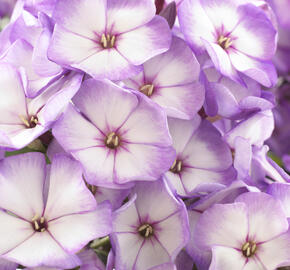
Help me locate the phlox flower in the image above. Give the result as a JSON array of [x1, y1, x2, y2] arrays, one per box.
[[48, 0, 172, 80], [178, 0, 277, 87], [53, 79, 175, 188], [0, 63, 82, 149], [165, 116, 236, 197], [111, 178, 189, 270], [0, 153, 112, 268], [194, 192, 290, 270], [123, 36, 204, 120]]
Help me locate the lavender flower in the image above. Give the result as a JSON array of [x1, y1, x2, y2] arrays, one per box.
[[111, 178, 189, 270], [123, 36, 204, 120], [0, 153, 112, 268], [194, 192, 290, 269], [0, 63, 82, 149], [53, 79, 175, 188], [165, 116, 236, 196], [48, 0, 172, 80], [178, 0, 277, 87]]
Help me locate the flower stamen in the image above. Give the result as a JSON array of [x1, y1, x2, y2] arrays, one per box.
[[218, 35, 232, 50], [105, 132, 120, 149], [242, 241, 257, 257], [31, 215, 48, 232], [170, 159, 183, 174], [139, 84, 154, 97], [101, 33, 116, 49], [138, 223, 154, 238], [20, 115, 38, 128]]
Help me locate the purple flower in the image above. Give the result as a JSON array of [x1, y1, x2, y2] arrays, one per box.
[[111, 178, 189, 270], [0, 0, 16, 18], [1, 11, 65, 97], [194, 192, 290, 269], [48, 0, 172, 80], [123, 36, 204, 120], [53, 79, 175, 188], [0, 63, 82, 149], [200, 58, 275, 119], [165, 116, 236, 197], [0, 153, 112, 268], [0, 258, 17, 270], [178, 0, 277, 87]]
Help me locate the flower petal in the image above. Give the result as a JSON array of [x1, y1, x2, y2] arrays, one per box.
[[44, 155, 97, 220], [0, 211, 32, 255], [73, 79, 138, 133], [117, 16, 171, 66], [0, 153, 46, 220], [231, 3, 277, 60], [114, 143, 175, 184], [107, 0, 155, 33], [194, 203, 248, 250], [235, 192, 288, 242], [3, 231, 80, 268], [53, 0, 106, 39], [52, 104, 104, 151], [48, 202, 112, 253], [209, 246, 246, 270]]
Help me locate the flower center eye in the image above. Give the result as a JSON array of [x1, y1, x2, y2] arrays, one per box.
[[138, 223, 154, 238], [139, 84, 154, 97], [105, 132, 120, 149], [31, 215, 48, 232], [170, 159, 183, 174], [20, 115, 39, 128], [100, 33, 116, 49], [241, 241, 257, 257], [218, 35, 232, 50]]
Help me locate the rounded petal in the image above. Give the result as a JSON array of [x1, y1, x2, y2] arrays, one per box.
[[182, 120, 233, 170], [134, 240, 171, 270], [119, 93, 172, 146], [168, 116, 201, 154], [0, 211, 33, 255], [267, 183, 290, 218], [178, 0, 215, 53], [229, 49, 277, 87], [48, 201, 112, 253], [235, 192, 289, 242], [0, 153, 46, 220], [3, 231, 80, 268], [144, 36, 201, 86], [0, 63, 27, 124], [117, 16, 172, 66], [209, 246, 247, 270], [114, 143, 176, 184], [257, 231, 290, 270], [194, 203, 248, 250], [44, 155, 97, 220], [53, 0, 106, 39], [73, 79, 138, 133], [107, 0, 155, 33], [231, 3, 277, 60], [52, 104, 104, 151], [152, 82, 204, 120]]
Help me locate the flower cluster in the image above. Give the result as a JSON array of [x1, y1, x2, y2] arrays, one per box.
[[0, 0, 289, 269]]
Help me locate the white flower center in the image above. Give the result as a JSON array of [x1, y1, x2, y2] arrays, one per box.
[[101, 33, 116, 49]]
